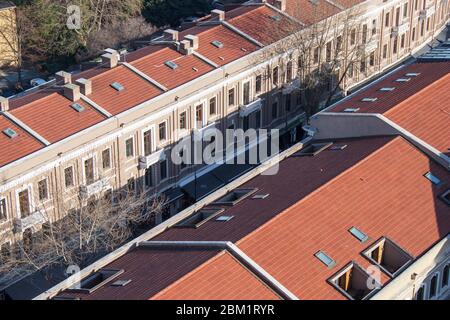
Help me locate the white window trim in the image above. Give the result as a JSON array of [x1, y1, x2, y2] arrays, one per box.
[[102, 146, 113, 171], [415, 283, 427, 300], [193, 99, 207, 129], [158, 120, 169, 144], [16, 184, 34, 219], [159, 159, 169, 182], [428, 271, 440, 300], [208, 95, 219, 118], [241, 78, 253, 106], [64, 165, 75, 189], [37, 176, 51, 202], [141, 125, 156, 157], [442, 264, 450, 291], [125, 135, 136, 159], [227, 86, 236, 108], [81, 153, 98, 185], [0, 196, 8, 221]]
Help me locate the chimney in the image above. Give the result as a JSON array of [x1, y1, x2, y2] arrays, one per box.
[[179, 40, 193, 55], [211, 9, 225, 21], [55, 71, 72, 85], [274, 0, 287, 11], [75, 78, 92, 96], [101, 52, 119, 68], [0, 96, 9, 112], [184, 35, 199, 50], [63, 84, 81, 102], [164, 29, 179, 42]]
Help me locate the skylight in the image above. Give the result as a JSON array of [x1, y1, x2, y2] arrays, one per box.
[[361, 97, 378, 102], [330, 144, 347, 150], [110, 82, 124, 91], [211, 40, 224, 48], [3, 128, 18, 139], [270, 15, 281, 21], [380, 87, 395, 91], [252, 194, 270, 199], [165, 60, 178, 69], [395, 78, 411, 82], [405, 72, 420, 77], [315, 251, 336, 268], [344, 108, 360, 112], [216, 215, 234, 222], [349, 226, 369, 242], [424, 172, 441, 185], [71, 102, 85, 113]]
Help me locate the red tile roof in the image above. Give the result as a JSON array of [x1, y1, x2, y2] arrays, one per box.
[[279, 0, 341, 25], [130, 46, 215, 90], [10, 92, 106, 143], [330, 61, 450, 154], [0, 114, 44, 167], [151, 251, 281, 300], [237, 136, 450, 299], [180, 24, 259, 66]]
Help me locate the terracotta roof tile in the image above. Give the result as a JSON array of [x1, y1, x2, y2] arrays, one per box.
[[151, 251, 281, 300], [10, 92, 106, 143], [280, 0, 341, 25], [0, 114, 44, 167]]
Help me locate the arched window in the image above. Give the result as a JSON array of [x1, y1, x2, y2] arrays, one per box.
[[442, 265, 449, 289], [429, 274, 438, 298], [416, 285, 425, 300]]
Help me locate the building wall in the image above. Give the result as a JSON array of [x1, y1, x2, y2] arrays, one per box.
[[0, 0, 449, 248], [0, 5, 18, 68]]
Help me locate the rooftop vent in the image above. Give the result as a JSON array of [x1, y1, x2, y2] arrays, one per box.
[[192, 67, 198, 72], [241, 47, 248, 52], [330, 144, 347, 150], [67, 269, 124, 293], [363, 237, 413, 277], [361, 97, 378, 102], [295, 142, 333, 156], [405, 72, 420, 77], [439, 189, 450, 206], [55, 71, 72, 85], [75, 78, 92, 96], [163, 29, 179, 41], [343, 108, 360, 112], [63, 83, 81, 102], [165, 61, 178, 70], [349, 226, 369, 242], [216, 215, 234, 222], [101, 51, 119, 69], [424, 172, 441, 185], [315, 251, 336, 268], [110, 82, 124, 92], [211, 40, 224, 48], [212, 188, 258, 206], [252, 193, 270, 199], [71, 102, 85, 113], [329, 262, 381, 300], [380, 87, 395, 91], [3, 128, 18, 139], [174, 208, 225, 228], [184, 34, 199, 50], [395, 78, 411, 82]]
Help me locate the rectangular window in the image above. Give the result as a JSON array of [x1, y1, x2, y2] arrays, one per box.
[[102, 149, 111, 169], [369, 52, 375, 67], [286, 61, 293, 81], [64, 166, 74, 188], [412, 27, 416, 41], [400, 34, 405, 48], [18, 189, 31, 217], [350, 29, 356, 45], [395, 7, 400, 26], [84, 158, 95, 185], [143, 130, 152, 156], [38, 179, 48, 201], [371, 19, 377, 35], [0, 198, 7, 220], [243, 115, 249, 131], [126, 138, 134, 158], [360, 57, 366, 73], [285, 94, 291, 112], [313, 47, 319, 63], [393, 37, 398, 54], [160, 160, 167, 181], [255, 110, 261, 129], [228, 88, 235, 106], [271, 102, 278, 119], [430, 274, 438, 298], [209, 97, 217, 115], [127, 177, 136, 193], [426, 17, 430, 31], [420, 20, 425, 36], [195, 105, 203, 128], [243, 82, 251, 105], [385, 12, 390, 27], [145, 167, 153, 187], [336, 35, 343, 52], [383, 44, 388, 59], [348, 62, 354, 78], [272, 66, 279, 86], [159, 122, 167, 141], [415, 0, 418, 11], [255, 75, 262, 94], [362, 24, 368, 44], [326, 41, 332, 62], [179, 111, 187, 130], [403, 3, 408, 17]]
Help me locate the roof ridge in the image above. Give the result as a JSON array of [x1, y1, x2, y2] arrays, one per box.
[[384, 70, 450, 117], [236, 136, 405, 246]]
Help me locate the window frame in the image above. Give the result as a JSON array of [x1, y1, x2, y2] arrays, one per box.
[[82, 155, 96, 185], [37, 178, 49, 202], [125, 136, 135, 159], [64, 165, 75, 189], [16, 185, 33, 219], [102, 147, 112, 170], [158, 120, 168, 143], [0, 197, 8, 221]]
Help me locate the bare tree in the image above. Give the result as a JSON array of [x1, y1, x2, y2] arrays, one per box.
[[255, 3, 370, 122], [0, 183, 165, 286]]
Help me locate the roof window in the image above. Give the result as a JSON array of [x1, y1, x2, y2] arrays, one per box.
[[270, 15, 281, 21], [3, 128, 18, 139], [67, 269, 124, 293], [295, 142, 333, 157], [343, 108, 360, 112], [165, 60, 178, 69], [211, 40, 224, 48], [363, 237, 412, 277], [212, 188, 258, 206], [424, 172, 441, 185], [361, 97, 378, 102], [252, 193, 270, 199], [175, 208, 224, 228], [216, 215, 234, 222], [405, 72, 420, 77], [395, 78, 411, 82], [71, 102, 85, 112], [111, 279, 132, 287], [349, 226, 369, 243], [315, 251, 336, 268], [379, 87, 395, 91], [439, 189, 450, 206], [329, 262, 381, 300], [110, 82, 124, 91], [330, 144, 347, 150]]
